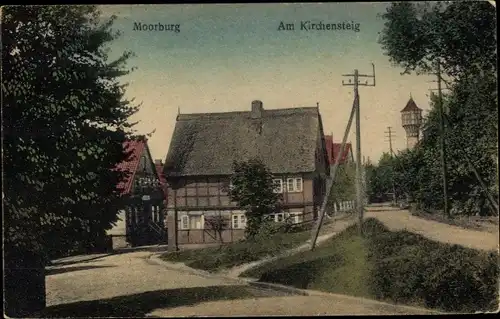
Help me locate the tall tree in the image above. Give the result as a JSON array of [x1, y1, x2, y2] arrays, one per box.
[[379, 1, 497, 78], [328, 163, 356, 206], [228, 159, 282, 238], [2, 5, 138, 260], [366, 153, 397, 203], [379, 1, 498, 216]]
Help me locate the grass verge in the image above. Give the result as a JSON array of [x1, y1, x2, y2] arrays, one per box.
[[242, 221, 372, 298], [159, 229, 310, 272], [241, 218, 499, 313]]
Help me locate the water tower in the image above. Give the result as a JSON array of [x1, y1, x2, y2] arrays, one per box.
[[401, 96, 423, 149]]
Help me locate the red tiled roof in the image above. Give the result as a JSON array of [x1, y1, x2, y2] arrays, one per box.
[[115, 139, 146, 195], [401, 97, 421, 112], [324, 134, 352, 165]]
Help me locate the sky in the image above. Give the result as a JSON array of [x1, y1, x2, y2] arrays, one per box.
[[99, 3, 435, 164]]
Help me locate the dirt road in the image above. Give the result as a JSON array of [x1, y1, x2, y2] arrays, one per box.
[[43, 249, 434, 317], [365, 206, 498, 252], [149, 293, 436, 316]]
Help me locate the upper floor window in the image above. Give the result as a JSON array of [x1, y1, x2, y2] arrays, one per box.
[[272, 179, 283, 193], [287, 177, 303, 193]]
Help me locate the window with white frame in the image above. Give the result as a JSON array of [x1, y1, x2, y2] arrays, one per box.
[[289, 212, 303, 224], [272, 179, 283, 193], [295, 177, 303, 192], [286, 177, 303, 192], [180, 214, 204, 230], [190, 215, 204, 229], [274, 212, 285, 223], [232, 213, 246, 229], [180, 215, 189, 230]]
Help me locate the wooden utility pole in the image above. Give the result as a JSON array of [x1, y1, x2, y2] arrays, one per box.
[[310, 97, 357, 250], [385, 126, 397, 204], [430, 61, 450, 218], [342, 64, 376, 236], [385, 126, 395, 156]]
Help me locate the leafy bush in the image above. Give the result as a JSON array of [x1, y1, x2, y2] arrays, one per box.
[[244, 218, 498, 313], [366, 219, 499, 312], [161, 228, 310, 272]]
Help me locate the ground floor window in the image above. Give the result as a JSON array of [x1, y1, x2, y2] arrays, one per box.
[[180, 214, 205, 230], [232, 213, 246, 229], [288, 212, 303, 224], [274, 212, 285, 222], [270, 212, 303, 224]]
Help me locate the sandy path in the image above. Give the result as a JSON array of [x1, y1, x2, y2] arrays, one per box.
[[45, 251, 239, 307], [220, 212, 358, 278], [45, 246, 435, 317], [149, 293, 436, 316], [365, 207, 498, 252]]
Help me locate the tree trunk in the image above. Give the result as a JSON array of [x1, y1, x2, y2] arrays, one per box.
[[4, 248, 46, 317]]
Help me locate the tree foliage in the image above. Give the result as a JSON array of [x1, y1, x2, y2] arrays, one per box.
[[2, 5, 138, 258], [391, 82, 498, 215], [328, 163, 356, 207], [366, 153, 397, 203], [379, 1, 497, 78], [205, 213, 228, 248], [379, 1, 498, 216], [228, 159, 282, 239]]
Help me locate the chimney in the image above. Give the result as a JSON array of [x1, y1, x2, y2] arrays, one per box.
[[155, 159, 163, 166], [251, 100, 263, 119]]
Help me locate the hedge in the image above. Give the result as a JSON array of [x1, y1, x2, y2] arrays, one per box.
[[364, 218, 499, 313]]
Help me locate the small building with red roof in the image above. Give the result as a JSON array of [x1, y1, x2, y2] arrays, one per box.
[[324, 134, 354, 165], [107, 136, 167, 248]]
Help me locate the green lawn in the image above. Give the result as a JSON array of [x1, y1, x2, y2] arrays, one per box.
[[241, 218, 499, 313], [160, 229, 311, 272], [241, 222, 372, 298]]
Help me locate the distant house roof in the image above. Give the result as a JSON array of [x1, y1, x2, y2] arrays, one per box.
[[324, 135, 352, 165], [401, 97, 422, 112], [164, 104, 326, 177], [116, 138, 147, 195]]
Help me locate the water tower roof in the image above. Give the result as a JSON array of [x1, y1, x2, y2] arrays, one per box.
[[401, 97, 421, 112]]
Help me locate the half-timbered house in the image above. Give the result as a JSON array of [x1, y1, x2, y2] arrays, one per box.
[[163, 100, 330, 250], [108, 137, 166, 248]]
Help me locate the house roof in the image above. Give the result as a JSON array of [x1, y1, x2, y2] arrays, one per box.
[[324, 135, 352, 165], [164, 106, 324, 177], [401, 97, 422, 112], [116, 139, 146, 195]]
